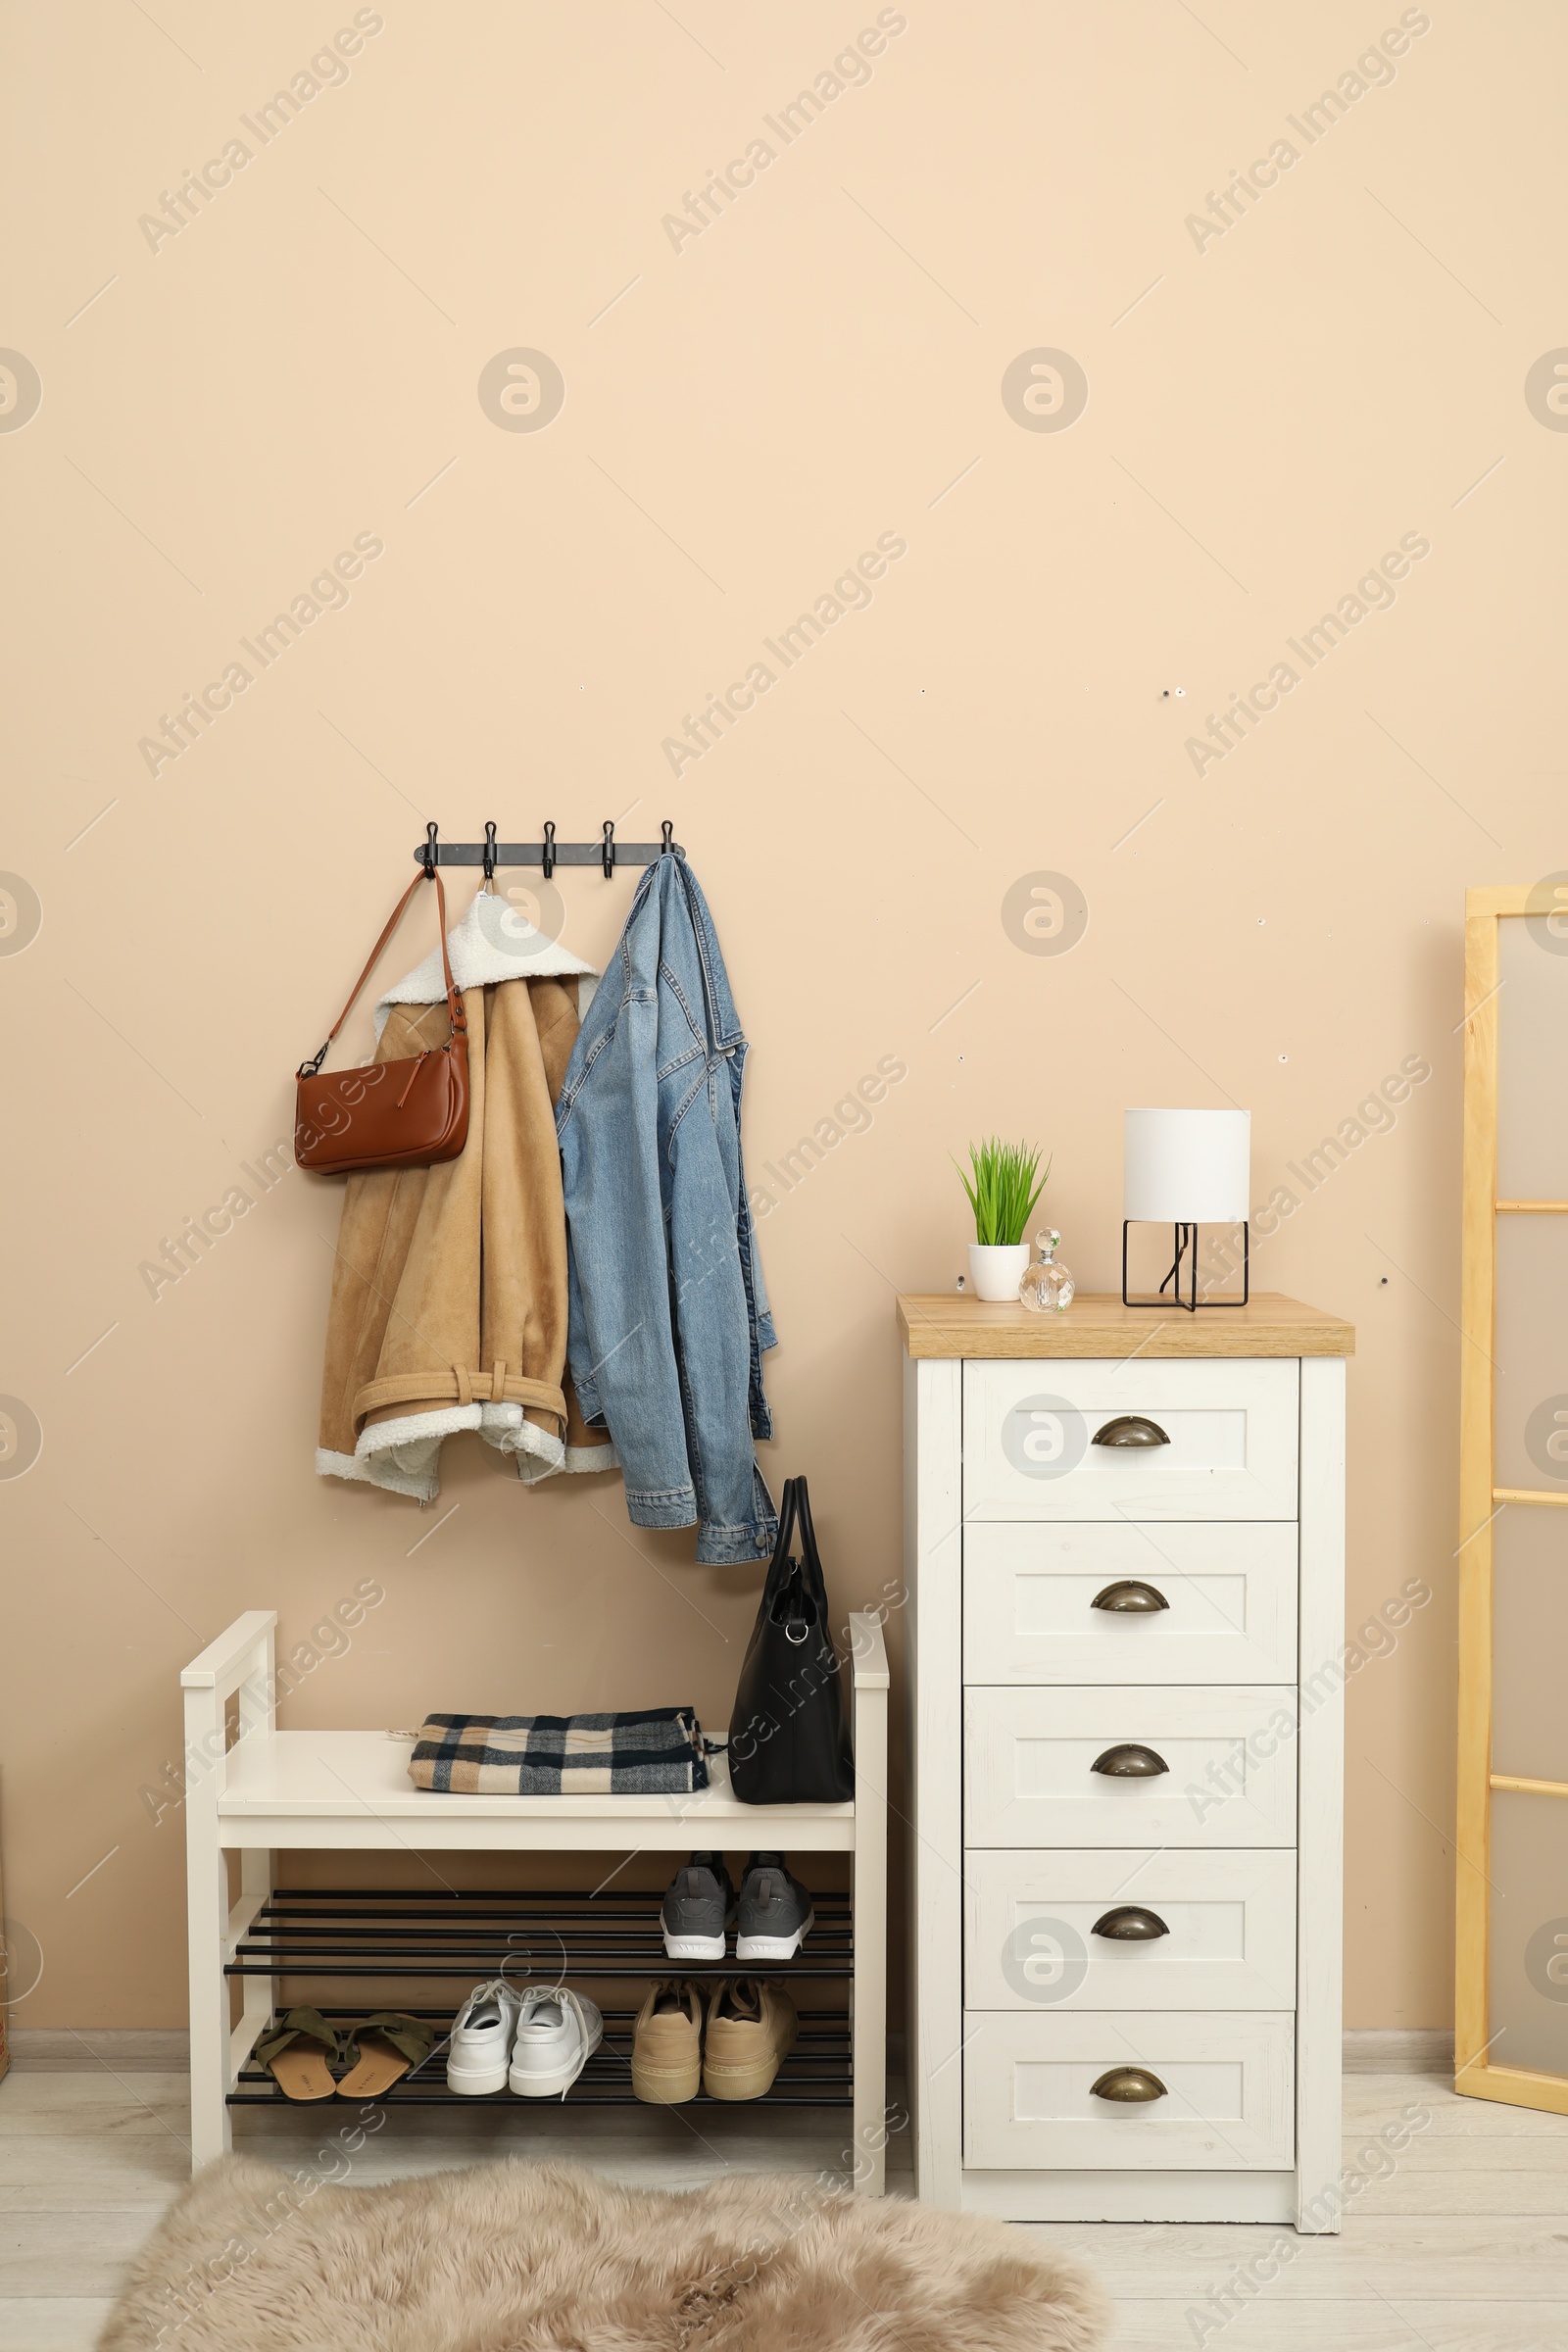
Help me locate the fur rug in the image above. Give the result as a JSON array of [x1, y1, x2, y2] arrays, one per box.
[[99, 2154, 1108, 2351]]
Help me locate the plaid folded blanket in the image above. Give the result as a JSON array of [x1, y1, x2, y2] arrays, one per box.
[[408, 1706, 711, 1795]]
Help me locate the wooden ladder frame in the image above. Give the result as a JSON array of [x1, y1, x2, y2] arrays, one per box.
[[1455, 883, 1568, 2115]]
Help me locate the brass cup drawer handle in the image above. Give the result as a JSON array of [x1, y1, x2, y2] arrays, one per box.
[[1092, 1742, 1169, 1778], [1091, 2066, 1167, 2103], [1092, 1414, 1170, 1448], [1092, 1905, 1169, 1940], [1091, 1580, 1169, 1613]]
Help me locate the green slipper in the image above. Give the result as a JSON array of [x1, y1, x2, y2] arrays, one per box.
[[335, 2012, 438, 2098], [256, 2007, 343, 2102]]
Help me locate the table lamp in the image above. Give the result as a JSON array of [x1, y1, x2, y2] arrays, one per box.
[[1123, 1107, 1250, 1309]]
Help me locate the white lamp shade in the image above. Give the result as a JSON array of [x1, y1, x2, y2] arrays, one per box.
[[1124, 1108, 1250, 1224]]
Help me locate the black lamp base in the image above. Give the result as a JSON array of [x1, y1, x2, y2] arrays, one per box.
[[1122, 1220, 1250, 1310]]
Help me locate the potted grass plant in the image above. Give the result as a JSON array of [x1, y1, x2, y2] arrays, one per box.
[[956, 1137, 1050, 1300]]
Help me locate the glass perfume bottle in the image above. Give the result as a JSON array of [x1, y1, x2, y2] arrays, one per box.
[[1019, 1229, 1075, 1313]]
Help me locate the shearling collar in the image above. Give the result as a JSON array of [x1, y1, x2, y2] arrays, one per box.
[[374, 886, 596, 1037]]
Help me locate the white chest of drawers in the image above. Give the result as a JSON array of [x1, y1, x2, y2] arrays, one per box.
[[901, 1292, 1353, 2230]]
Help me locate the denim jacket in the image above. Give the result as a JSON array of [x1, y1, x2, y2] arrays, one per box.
[[555, 853, 778, 1564]]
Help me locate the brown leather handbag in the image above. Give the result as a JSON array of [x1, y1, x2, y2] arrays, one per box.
[[294, 865, 469, 1176]]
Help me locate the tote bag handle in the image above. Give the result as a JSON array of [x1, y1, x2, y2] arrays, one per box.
[[763, 1478, 808, 1642]]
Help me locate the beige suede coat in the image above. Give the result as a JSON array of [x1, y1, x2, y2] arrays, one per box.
[[316, 892, 613, 1500]]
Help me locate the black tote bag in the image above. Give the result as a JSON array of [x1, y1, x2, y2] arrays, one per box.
[[728, 1476, 855, 1805]]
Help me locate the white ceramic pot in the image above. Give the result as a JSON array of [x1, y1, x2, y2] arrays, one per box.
[[968, 1242, 1032, 1302]]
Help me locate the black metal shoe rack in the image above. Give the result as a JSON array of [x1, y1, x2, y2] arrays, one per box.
[[226, 1886, 854, 2109]]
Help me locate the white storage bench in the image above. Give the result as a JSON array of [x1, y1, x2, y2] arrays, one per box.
[[182, 1609, 889, 2189]]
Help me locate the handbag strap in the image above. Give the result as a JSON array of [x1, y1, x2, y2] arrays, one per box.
[[298, 867, 466, 1078], [787, 1476, 835, 1636], [793, 1475, 825, 1584], [765, 1477, 823, 1638], [763, 1477, 799, 1584]]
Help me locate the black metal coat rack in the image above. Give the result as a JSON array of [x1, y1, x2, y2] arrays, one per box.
[[412, 819, 679, 881]]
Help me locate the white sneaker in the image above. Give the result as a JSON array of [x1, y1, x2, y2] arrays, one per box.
[[447, 1977, 524, 2096], [508, 1985, 603, 2099]]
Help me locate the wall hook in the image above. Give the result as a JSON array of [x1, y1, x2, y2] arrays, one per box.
[[541, 819, 557, 880], [421, 819, 439, 875], [601, 819, 616, 879], [661, 819, 674, 856], [482, 820, 498, 882]]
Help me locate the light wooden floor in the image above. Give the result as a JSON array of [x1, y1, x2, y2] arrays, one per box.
[[0, 2065, 1562, 2350]]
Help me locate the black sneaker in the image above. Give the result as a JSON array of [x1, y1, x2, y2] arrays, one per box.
[[660, 1852, 735, 1961], [735, 1853, 814, 1962]]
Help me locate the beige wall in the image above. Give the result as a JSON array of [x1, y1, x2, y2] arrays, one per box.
[[2, 0, 1558, 2030]]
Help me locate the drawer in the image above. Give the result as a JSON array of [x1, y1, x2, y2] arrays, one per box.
[[963, 1847, 1297, 2010], [962, 2008, 1295, 2171], [963, 1522, 1298, 1686], [964, 1686, 1298, 1847], [962, 1358, 1298, 1521]]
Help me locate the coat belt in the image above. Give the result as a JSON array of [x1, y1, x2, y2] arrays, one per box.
[[354, 1363, 567, 1434]]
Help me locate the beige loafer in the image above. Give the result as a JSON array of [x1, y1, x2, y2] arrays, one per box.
[[701, 1978, 797, 2101], [631, 1980, 704, 2104]]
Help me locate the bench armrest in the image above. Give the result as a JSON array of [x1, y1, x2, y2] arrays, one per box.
[[181, 1611, 277, 1692], [848, 1610, 890, 1690]]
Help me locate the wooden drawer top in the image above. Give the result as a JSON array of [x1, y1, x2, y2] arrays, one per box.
[[898, 1291, 1354, 1360]]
